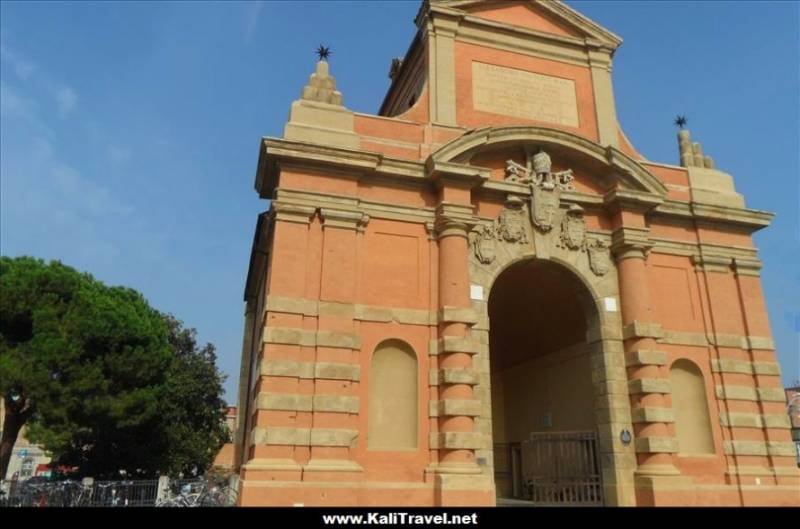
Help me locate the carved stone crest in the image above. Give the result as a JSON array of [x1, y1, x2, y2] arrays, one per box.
[[530, 185, 561, 232], [558, 204, 586, 250], [505, 149, 575, 233], [497, 196, 528, 243], [470, 224, 496, 264], [469, 196, 530, 265], [588, 238, 611, 276]]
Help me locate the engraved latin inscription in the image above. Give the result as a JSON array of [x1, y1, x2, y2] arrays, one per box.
[[472, 62, 579, 127]]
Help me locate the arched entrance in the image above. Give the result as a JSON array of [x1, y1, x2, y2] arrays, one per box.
[[488, 258, 603, 506]]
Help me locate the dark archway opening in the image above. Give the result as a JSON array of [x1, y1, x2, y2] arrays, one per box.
[[488, 259, 602, 506]]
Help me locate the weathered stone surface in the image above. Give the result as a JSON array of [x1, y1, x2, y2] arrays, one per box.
[[723, 441, 797, 457], [316, 331, 362, 349], [752, 361, 781, 375], [310, 428, 360, 447], [628, 378, 671, 395], [430, 368, 480, 386], [622, 321, 663, 340], [430, 399, 482, 417], [313, 395, 360, 413], [439, 306, 479, 325], [263, 327, 316, 346], [435, 336, 482, 355], [626, 349, 667, 366], [719, 412, 791, 429], [473, 62, 579, 127], [631, 407, 674, 423], [260, 359, 360, 381], [429, 432, 487, 450], [710, 358, 753, 374], [635, 437, 678, 454], [716, 385, 785, 402], [756, 387, 789, 402], [252, 427, 311, 446], [260, 359, 315, 378], [315, 362, 361, 381], [256, 393, 313, 412]]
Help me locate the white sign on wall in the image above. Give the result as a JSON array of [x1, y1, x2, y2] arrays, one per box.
[[604, 297, 618, 312], [470, 284, 484, 301]]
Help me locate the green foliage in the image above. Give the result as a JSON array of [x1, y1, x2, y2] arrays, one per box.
[[160, 314, 230, 477], [1, 256, 228, 479]]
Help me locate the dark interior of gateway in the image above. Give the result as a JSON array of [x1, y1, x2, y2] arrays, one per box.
[[488, 259, 602, 506]]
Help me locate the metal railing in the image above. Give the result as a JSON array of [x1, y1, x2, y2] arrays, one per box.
[[0, 477, 237, 507]]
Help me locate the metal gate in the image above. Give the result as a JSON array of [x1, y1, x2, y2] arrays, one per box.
[[518, 431, 603, 506]]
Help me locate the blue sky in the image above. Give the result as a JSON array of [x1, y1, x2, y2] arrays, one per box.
[[1, 1, 797, 402]]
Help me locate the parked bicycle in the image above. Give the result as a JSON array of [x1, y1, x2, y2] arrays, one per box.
[[1, 477, 234, 507], [156, 480, 236, 507]]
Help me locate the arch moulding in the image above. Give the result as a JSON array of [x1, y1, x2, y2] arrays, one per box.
[[430, 125, 669, 196]]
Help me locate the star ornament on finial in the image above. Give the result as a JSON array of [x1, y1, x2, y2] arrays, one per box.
[[316, 45, 331, 62], [674, 115, 688, 129]]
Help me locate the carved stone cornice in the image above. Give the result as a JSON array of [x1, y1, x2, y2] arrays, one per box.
[[319, 208, 369, 231], [426, 159, 490, 190], [690, 203, 773, 230], [271, 202, 317, 224], [691, 254, 733, 274], [610, 226, 652, 261], [604, 187, 664, 215], [732, 257, 763, 277], [434, 202, 476, 238], [651, 199, 774, 232], [426, 5, 462, 38], [256, 137, 426, 199]]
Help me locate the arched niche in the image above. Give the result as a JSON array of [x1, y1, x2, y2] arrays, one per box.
[[367, 339, 419, 451], [670, 359, 715, 455]]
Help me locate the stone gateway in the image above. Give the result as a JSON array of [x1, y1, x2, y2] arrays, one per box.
[[233, 0, 798, 507]]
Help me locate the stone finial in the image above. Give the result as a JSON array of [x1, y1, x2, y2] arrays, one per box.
[[677, 127, 744, 207], [301, 60, 344, 106], [692, 142, 705, 167], [677, 129, 694, 167], [284, 59, 358, 148], [676, 129, 714, 169]]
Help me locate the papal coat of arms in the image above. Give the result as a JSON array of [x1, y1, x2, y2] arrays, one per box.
[[505, 149, 575, 233], [471, 148, 614, 278], [559, 204, 586, 250]]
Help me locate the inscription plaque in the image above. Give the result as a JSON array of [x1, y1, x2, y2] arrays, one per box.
[[472, 62, 579, 127]]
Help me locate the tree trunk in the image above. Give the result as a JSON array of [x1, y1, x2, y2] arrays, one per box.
[[1, 395, 30, 480]]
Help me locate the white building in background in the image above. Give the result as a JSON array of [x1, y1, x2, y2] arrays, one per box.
[[0, 401, 52, 480]]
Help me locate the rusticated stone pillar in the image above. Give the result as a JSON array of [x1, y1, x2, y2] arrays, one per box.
[[432, 207, 481, 473], [612, 220, 688, 504], [425, 161, 494, 506]]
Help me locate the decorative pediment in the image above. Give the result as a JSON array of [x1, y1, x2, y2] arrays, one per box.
[[431, 125, 668, 197], [426, 0, 622, 50]]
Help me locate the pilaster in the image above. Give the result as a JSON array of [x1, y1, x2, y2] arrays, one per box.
[[610, 207, 682, 499]]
